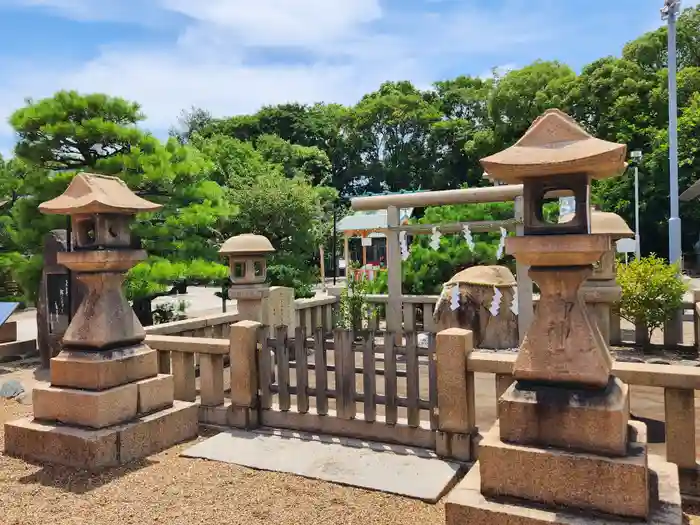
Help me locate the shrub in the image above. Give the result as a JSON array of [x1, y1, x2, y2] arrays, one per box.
[[616, 254, 687, 342], [337, 269, 371, 330]]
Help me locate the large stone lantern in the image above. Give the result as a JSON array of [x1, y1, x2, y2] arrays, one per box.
[[4, 173, 198, 469], [445, 110, 681, 524], [220, 233, 275, 322]]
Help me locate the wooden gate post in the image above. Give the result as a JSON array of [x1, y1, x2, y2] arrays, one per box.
[[435, 328, 475, 461], [229, 320, 263, 429]]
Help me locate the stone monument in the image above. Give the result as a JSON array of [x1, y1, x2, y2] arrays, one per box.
[[4, 173, 198, 469], [36, 229, 86, 368], [445, 109, 682, 524]]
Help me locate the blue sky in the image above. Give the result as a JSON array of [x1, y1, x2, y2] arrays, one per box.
[[0, 0, 691, 154]]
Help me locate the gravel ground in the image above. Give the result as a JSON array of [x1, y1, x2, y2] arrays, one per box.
[[0, 399, 444, 525], [2, 397, 700, 524]]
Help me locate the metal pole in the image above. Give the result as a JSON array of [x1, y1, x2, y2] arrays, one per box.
[[634, 165, 641, 260], [662, 0, 683, 344], [332, 206, 337, 286], [665, 0, 682, 267]]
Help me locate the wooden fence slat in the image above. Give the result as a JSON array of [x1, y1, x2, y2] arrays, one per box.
[[323, 304, 333, 336], [363, 332, 377, 422], [310, 307, 319, 334], [423, 303, 437, 333], [384, 332, 398, 425], [333, 329, 345, 418], [405, 331, 420, 427], [314, 326, 328, 415], [344, 330, 357, 420], [199, 354, 224, 406], [277, 326, 291, 411], [295, 326, 309, 414], [404, 304, 415, 331], [258, 328, 273, 410], [428, 333, 439, 430], [171, 351, 196, 402], [368, 306, 379, 331]]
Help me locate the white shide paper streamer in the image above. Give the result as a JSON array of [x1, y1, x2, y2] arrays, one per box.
[[496, 227, 507, 260], [489, 286, 502, 317], [450, 285, 460, 311], [430, 227, 442, 251], [462, 224, 475, 251], [399, 231, 410, 261]]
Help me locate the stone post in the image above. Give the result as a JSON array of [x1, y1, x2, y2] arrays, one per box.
[[435, 328, 475, 461], [228, 320, 262, 428]]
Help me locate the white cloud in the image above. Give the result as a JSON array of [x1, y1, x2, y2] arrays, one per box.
[[0, 0, 556, 146]]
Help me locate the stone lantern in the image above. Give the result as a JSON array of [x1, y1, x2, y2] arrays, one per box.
[[4, 173, 198, 469], [220, 233, 275, 322], [445, 110, 681, 524], [560, 208, 634, 344]]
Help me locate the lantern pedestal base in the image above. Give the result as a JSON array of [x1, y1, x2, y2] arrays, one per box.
[[498, 377, 630, 457], [4, 401, 198, 470]]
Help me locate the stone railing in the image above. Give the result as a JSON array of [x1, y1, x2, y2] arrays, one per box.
[[144, 312, 241, 338], [294, 295, 336, 335]]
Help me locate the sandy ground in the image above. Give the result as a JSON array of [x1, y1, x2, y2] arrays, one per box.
[[0, 399, 445, 525], [1, 396, 700, 524]]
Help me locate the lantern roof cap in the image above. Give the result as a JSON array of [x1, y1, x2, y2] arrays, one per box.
[[559, 209, 634, 239], [480, 109, 627, 183], [39, 173, 162, 215], [219, 234, 275, 255]]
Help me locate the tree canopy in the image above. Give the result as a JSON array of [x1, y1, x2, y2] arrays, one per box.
[[2, 6, 700, 307]]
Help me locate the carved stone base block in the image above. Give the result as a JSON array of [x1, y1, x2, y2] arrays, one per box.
[[445, 456, 682, 525], [514, 265, 613, 387], [50, 344, 158, 391], [62, 271, 146, 349], [498, 377, 629, 456], [480, 422, 648, 518], [4, 401, 198, 470]]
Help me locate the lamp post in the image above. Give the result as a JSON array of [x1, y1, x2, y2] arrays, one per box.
[[631, 150, 642, 260], [662, 0, 682, 267]]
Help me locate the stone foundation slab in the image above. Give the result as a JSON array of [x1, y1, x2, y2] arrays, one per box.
[[4, 401, 197, 470], [480, 422, 648, 518], [445, 455, 682, 525]]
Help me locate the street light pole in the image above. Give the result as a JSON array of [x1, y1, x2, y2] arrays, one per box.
[[631, 150, 642, 260], [662, 0, 682, 267]]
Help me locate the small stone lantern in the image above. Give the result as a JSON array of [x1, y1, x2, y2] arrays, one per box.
[[219, 233, 275, 322]]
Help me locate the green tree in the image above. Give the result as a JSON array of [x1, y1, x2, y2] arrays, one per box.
[[8, 91, 233, 317]]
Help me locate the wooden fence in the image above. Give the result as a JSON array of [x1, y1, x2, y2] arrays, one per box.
[[256, 327, 439, 450], [146, 318, 700, 500]]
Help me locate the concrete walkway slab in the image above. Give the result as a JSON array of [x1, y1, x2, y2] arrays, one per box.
[[182, 428, 462, 502]]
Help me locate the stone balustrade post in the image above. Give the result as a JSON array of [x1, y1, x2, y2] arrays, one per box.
[[228, 320, 262, 429], [435, 327, 475, 461]]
